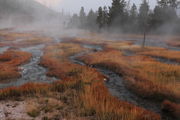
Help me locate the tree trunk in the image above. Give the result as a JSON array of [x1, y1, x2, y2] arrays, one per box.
[[142, 30, 146, 48]]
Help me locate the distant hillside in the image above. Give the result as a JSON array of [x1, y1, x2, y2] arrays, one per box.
[[0, 0, 57, 24]]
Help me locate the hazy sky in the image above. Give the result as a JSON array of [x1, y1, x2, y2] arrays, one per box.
[[35, 0, 157, 14]]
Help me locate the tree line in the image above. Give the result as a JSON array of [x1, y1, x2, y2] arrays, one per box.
[[68, 0, 180, 34]]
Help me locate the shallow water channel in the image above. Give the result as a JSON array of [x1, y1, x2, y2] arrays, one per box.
[[0, 44, 57, 89], [70, 44, 173, 120], [152, 56, 180, 65], [0, 46, 10, 54]]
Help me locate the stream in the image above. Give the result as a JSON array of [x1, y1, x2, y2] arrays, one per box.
[[152, 56, 180, 65], [133, 38, 180, 51], [123, 50, 180, 65], [70, 44, 173, 120], [0, 38, 176, 119], [0, 44, 57, 89], [0, 46, 10, 54]]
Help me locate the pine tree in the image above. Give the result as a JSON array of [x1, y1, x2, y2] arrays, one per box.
[[128, 3, 138, 32], [108, 0, 126, 27], [102, 6, 109, 28], [69, 14, 80, 28], [158, 0, 180, 8], [79, 7, 86, 28], [158, 0, 178, 22], [138, 0, 150, 48], [130, 4, 138, 20], [150, 6, 164, 29], [97, 7, 103, 29], [87, 9, 97, 30]]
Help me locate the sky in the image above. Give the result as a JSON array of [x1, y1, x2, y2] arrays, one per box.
[[35, 0, 157, 14]]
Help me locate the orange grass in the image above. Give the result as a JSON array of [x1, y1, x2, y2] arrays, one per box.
[[167, 40, 180, 47], [166, 36, 180, 47], [0, 31, 34, 41], [138, 49, 180, 63], [15, 37, 52, 47], [162, 100, 180, 119], [0, 83, 50, 100], [0, 30, 53, 48], [39, 43, 161, 120], [0, 42, 161, 119], [62, 37, 106, 46], [0, 50, 31, 81], [104, 42, 166, 52], [79, 49, 180, 102]]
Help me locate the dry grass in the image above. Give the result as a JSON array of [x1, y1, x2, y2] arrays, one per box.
[[0, 83, 50, 100], [26, 101, 41, 117], [14, 37, 52, 47], [79, 49, 180, 102], [138, 49, 180, 63], [0, 50, 31, 82], [162, 100, 180, 119], [166, 36, 180, 47], [39, 43, 161, 120], [0, 30, 52, 48], [0, 31, 34, 41], [105, 42, 166, 52], [62, 37, 106, 46], [0, 42, 161, 119], [106, 41, 180, 63], [167, 40, 180, 47], [104, 41, 135, 50], [0, 30, 179, 119]]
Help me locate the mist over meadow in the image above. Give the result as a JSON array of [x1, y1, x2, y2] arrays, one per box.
[[0, 0, 180, 36]]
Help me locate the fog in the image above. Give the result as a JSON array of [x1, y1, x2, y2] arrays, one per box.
[[0, 0, 63, 32], [0, 0, 179, 39], [35, 0, 157, 13]]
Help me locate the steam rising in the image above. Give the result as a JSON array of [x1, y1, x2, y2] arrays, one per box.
[[0, 0, 179, 42], [35, 0, 61, 8], [0, 0, 65, 31]]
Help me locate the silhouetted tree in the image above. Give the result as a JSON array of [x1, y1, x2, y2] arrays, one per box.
[[157, 0, 178, 22], [130, 4, 138, 20], [129, 3, 138, 32], [148, 0, 179, 34], [79, 7, 86, 28], [149, 6, 164, 30], [158, 0, 180, 8], [69, 14, 80, 28], [108, 0, 126, 27], [69, 0, 180, 35], [138, 0, 150, 48], [86, 9, 97, 31], [97, 6, 109, 30], [97, 7, 103, 29], [102, 6, 109, 28]]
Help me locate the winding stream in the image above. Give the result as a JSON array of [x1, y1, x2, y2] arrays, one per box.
[[0, 44, 57, 89], [82, 44, 103, 51], [152, 56, 180, 65], [122, 50, 180, 65], [70, 44, 173, 120], [134, 38, 180, 51], [0, 37, 176, 119]]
